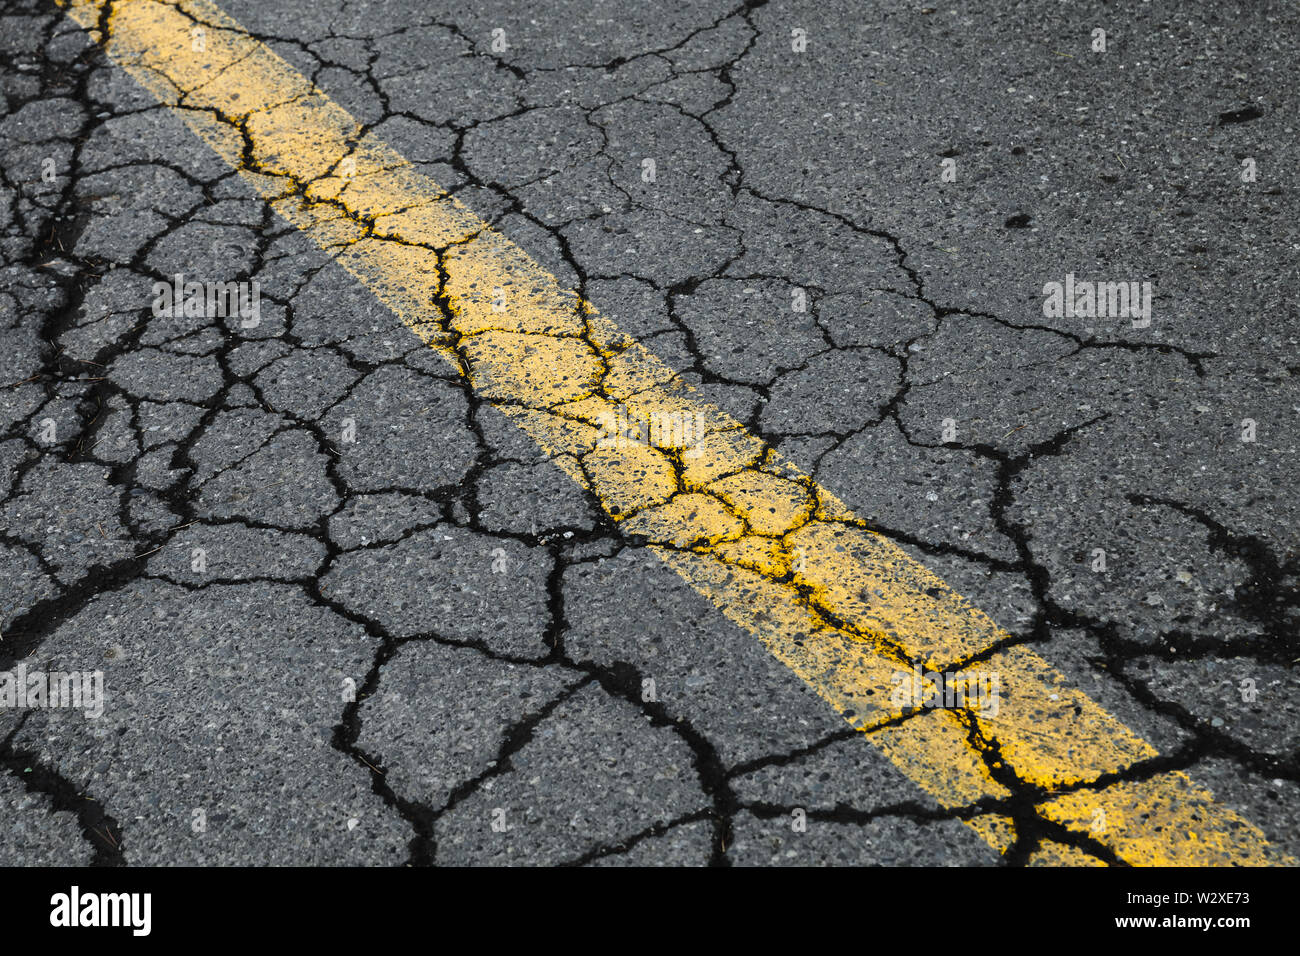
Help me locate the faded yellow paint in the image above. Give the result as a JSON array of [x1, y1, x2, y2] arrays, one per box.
[[1029, 841, 1108, 867], [873, 709, 1010, 805], [973, 644, 1159, 787], [708, 471, 815, 537], [61, 0, 1291, 865], [1038, 772, 1279, 867]]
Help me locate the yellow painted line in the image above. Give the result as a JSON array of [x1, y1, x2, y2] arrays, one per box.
[[61, 0, 1291, 866]]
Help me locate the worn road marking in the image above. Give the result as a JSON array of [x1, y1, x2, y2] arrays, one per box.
[[60, 0, 1291, 865]]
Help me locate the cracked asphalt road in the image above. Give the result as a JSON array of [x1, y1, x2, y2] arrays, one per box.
[[1, 0, 1297, 867]]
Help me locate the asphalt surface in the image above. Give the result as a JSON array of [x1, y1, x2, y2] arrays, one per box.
[[1, 0, 1297, 866]]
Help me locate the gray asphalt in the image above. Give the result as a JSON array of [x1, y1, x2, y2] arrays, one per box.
[[0, 0, 1297, 866]]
